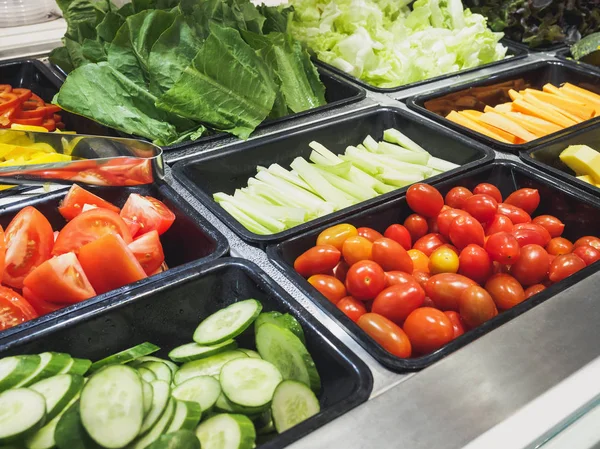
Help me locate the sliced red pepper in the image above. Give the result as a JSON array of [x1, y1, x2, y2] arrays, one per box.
[[56, 122, 65, 130], [21, 99, 44, 111], [41, 118, 56, 132], [0, 107, 16, 127], [12, 116, 43, 126], [14, 107, 47, 119], [53, 113, 62, 122], [11, 88, 32, 102], [0, 85, 11, 94], [43, 104, 61, 115], [0, 93, 20, 113]]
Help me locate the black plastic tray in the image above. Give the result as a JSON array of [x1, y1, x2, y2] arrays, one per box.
[[313, 40, 527, 95], [267, 160, 600, 372], [0, 258, 373, 449], [172, 106, 495, 249], [555, 48, 600, 74], [407, 60, 600, 153], [521, 123, 600, 197], [504, 39, 567, 53], [0, 182, 229, 341]]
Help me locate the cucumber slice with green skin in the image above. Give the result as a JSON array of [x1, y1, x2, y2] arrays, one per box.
[[0, 388, 46, 444], [195, 414, 256, 449], [169, 341, 238, 364], [147, 430, 200, 449], [174, 352, 247, 386], [80, 365, 144, 448], [0, 355, 40, 392], [25, 394, 79, 449], [220, 359, 282, 408], [253, 410, 274, 435], [165, 400, 202, 433], [237, 349, 261, 359], [140, 380, 171, 435], [271, 380, 320, 433], [254, 312, 305, 344], [138, 367, 157, 383], [214, 394, 269, 416], [130, 357, 178, 376], [142, 381, 153, 416], [256, 323, 321, 393], [16, 353, 72, 387], [89, 343, 160, 373], [63, 359, 91, 376], [131, 398, 176, 449], [30, 374, 84, 421], [193, 300, 262, 346], [172, 376, 221, 413], [55, 402, 102, 449], [138, 362, 172, 384]]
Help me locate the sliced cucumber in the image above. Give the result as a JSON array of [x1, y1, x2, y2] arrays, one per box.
[[254, 312, 305, 344], [214, 393, 235, 413], [80, 365, 144, 448], [165, 400, 202, 433], [256, 323, 321, 393], [169, 341, 237, 364], [55, 402, 101, 449], [220, 359, 282, 408], [138, 361, 172, 384], [16, 352, 72, 387], [237, 349, 261, 359], [25, 394, 79, 449], [140, 380, 171, 435], [30, 374, 84, 421], [64, 358, 91, 376], [130, 357, 178, 377], [174, 351, 247, 385], [131, 398, 176, 449], [0, 355, 40, 392], [89, 343, 160, 373], [254, 410, 275, 435], [214, 394, 268, 416], [0, 388, 46, 444], [142, 381, 153, 416], [195, 414, 255, 449], [193, 300, 262, 345], [172, 376, 221, 412], [271, 380, 320, 433], [138, 367, 157, 383], [147, 430, 199, 449]]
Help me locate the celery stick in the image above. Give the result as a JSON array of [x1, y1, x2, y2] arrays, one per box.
[[314, 166, 378, 202], [217, 201, 272, 235], [309, 142, 342, 163], [314, 161, 352, 177], [341, 147, 380, 175], [427, 156, 459, 172], [264, 163, 314, 192], [213, 193, 286, 233], [309, 150, 336, 166], [377, 141, 430, 165], [368, 153, 433, 177], [232, 190, 307, 225], [363, 135, 379, 153], [377, 168, 424, 187], [255, 171, 328, 208], [291, 157, 354, 208], [234, 188, 273, 205], [356, 144, 368, 151], [383, 128, 427, 153]]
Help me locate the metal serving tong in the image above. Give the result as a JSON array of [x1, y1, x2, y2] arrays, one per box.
[[0, 129, 164, 187]]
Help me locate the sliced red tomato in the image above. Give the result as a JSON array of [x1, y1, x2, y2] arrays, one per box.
[[58, 185, 120, 221], [128, 231, 165, 275], [0, 226, 5, 281], [53, 208, 132, 256], [3, 207, 53, 289], [0, 286, 38, 331], [77, 233, 147, 295], [122, 217, 141, 238], [120, 194, 175, 236], [22, 287, 62, 316]]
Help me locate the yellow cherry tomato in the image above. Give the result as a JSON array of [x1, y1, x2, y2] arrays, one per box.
[[429, 246, 459, 274], [407, 249, 429, 273], [316, 223, 358, 251]]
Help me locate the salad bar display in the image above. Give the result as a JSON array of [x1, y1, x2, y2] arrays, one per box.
[[2, 0, 600, 447]]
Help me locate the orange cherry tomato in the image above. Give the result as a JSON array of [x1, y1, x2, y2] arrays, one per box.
[[316, 224, 358, 251], [294, 245, 341, 278], [357, 227, 384, 243], [406, 184, 444, 218], [358, 313, 412, 358], [403, 307, 454, 355], [308, 274, 347, 304], [458, 244, 492, 285], [372, 282, 425, 325], [372, 238, 413, 273], [384, 224, 412, 250], [425, 273, 476, 311], [337, 296, 367, 322], [444, 311, 465, 338], [444, 186, 473, 209], [532, 215, 564, 238], [524, 284, 546, 299], [342, 236, 373, 266], [485, 274, 525, 310], [428, 246, 459, 274], [407, 249, 429, 273], [403, 214, 428, 242], [345, 260, 386, 300], [459, 285, 498, 328], [473, 183, 502, 203], [546, 237, 574, 256], [548, 254, 586, 283]]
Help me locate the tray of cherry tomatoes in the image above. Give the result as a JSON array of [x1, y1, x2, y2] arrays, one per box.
[[267, 160, 600, 371]]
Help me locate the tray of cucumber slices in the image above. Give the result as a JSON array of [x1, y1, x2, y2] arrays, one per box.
[[0, 258, 372, 449]]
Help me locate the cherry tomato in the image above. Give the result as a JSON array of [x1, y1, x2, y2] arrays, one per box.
[[427, 217, 440, 234], [510, 244, 549, 287], [429, 246, 459, 274], [459, 285, 498, 328], [512, 223, 551, 247], [403, 307, 454, 355], [463, 194, 498, 224], [385, 271, 417, 287], [573, 245, 600, 266], [404, 214, 428, 242], [423, 296, 436, 308], [504, 188, 540, 215], [485, 274, 525, 310], [333, 261, 349, 283], [436, 208, 470, 238], [308, 274, 347, 304], [294, 245, 341, 278], [532, 215, 564, 238], [316, 224, 358, 251], [445, 187, 473, 209], [412, 270, 430, 290], [485, 232, 521, 265], [449, 215, 485, 250], [524, 284, 546, 299], [357, 227, 384, 243], [473, 183, 502, 203], [497, 203, 531, 224], [384, 224, 412, 250], [406, 184, 444, 218], [337, 296, 367, 322], [425, 273, 476, 311], [407, 249, 429, 273], [342, 236, 373, 266], [492, 261, 511, 274], [413, 233, 447, 257], [485, 214, 513, 236], [549, 254, 586, 283], [546, 237, 574, 256], [372, 238, 413, 273], [574, 236, 600, 251], [458, 244, 493, 284], [358, 313, 412, 358], [372, 282, 425, 325], [345, 260, 386, 300], [444, 311, 465, 338]]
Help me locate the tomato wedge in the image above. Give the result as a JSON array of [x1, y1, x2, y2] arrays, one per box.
[[23, 252, 96, 305], [122, 217, 141, 237], [53, 208, 132, 255], [58, 185, 120, 221], [0, 286, 38, 331], [0, 226, 6, 281], [128, 230, 165, 275], [3, 206, 53, 289], [22, 287, 62, 316], [77, 233, 147, 295], [120, 194, 175, 236]]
